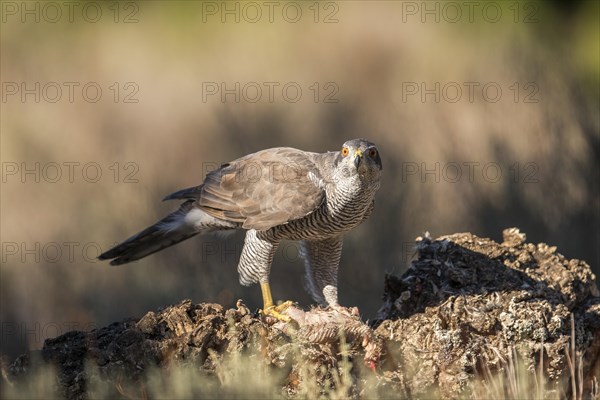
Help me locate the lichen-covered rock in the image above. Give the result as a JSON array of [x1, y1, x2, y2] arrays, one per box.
[[2, 228, 598, 399], [2, 299, 375, 399], [375, 228, 600, 398]]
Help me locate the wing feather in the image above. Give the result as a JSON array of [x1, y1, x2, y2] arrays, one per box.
[[197, 147, 327, 230]]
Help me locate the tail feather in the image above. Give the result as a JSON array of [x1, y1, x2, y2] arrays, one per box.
[[99, 200, 199, 265], [162, 185, 203, 201]]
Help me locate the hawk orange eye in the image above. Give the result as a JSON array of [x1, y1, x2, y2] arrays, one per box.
[[341, 147, 349, 157], [368, 148, 378, 158]]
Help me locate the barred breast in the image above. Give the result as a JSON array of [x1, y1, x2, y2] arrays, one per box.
[[267, 182, 377, 242]]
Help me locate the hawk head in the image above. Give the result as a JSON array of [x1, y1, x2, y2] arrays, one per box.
[[337, 138, 382, 187]]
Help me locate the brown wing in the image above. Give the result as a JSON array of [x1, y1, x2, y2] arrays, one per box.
[[198, 147, 327, 231]]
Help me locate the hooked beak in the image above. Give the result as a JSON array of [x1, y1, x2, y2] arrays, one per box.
[[354, 149, 363, 168]]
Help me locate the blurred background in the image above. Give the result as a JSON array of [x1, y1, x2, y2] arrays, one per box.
[[1, 1, 598, 359]]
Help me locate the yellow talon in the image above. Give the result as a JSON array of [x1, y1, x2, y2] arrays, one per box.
[[261, 303, 292, 322], [260, 282, 293, 322]]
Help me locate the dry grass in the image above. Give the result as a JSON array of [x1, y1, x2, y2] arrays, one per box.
[[2, 353, 596, 400], [470, 347, 599, 400], [470, 314, 600, 400], [3, 328, 598, 400]]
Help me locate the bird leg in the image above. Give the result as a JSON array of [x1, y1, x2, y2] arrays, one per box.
[[259, 281, 292, 322]]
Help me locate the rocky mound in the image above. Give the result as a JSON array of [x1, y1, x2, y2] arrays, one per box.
[[375, 228, 599, 398], [2, 228, 598, 399]]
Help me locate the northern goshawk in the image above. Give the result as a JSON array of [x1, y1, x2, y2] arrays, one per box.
[[99, 138, 382, 319]]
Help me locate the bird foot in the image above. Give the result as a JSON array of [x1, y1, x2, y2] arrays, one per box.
[[260, 300, 294, 322], [330, 304, 360, 317]]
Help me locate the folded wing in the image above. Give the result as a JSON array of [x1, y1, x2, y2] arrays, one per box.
[[165, 148, 328, 231]]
